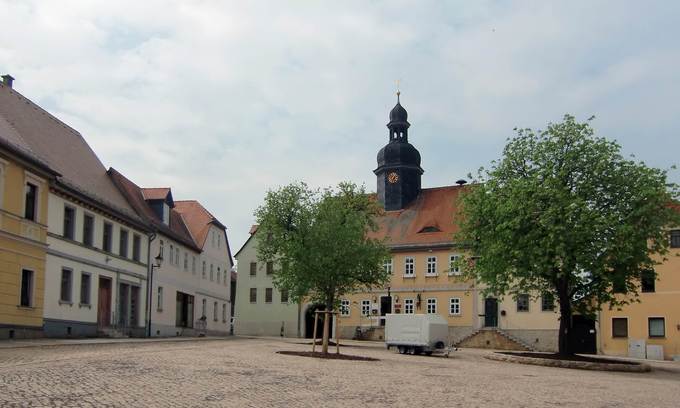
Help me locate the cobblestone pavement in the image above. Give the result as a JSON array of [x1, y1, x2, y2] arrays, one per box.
[[0, 337, 679, 407]]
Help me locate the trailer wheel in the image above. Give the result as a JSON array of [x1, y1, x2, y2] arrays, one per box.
[[408, 347, 416, 355], [414, 347, 423, 355], [398, 346, 406, 354], [424, 351, 433, 356]]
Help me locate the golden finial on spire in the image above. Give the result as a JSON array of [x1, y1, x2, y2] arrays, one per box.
[[396, 79, 401, 102]]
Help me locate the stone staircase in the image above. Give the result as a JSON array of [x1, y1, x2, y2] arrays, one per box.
[[455, 328, 536, 352]]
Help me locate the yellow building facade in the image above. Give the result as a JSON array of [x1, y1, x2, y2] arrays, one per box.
[[600, 232, 680, 360], [0, 142, 57, 339]]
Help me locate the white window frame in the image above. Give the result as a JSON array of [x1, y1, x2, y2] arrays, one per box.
[[18, 267, 34, 307], [449, 254, 461, 275], [23, 171, 44, 223], [383, 258, 393, 275], [648, 316, 666, 338], [403, 298, 414, 314], [426, 298, 437, 314], [516, 294, 530, 312], [404, 256, 415, 277], [222, 303, 227, 322], [60, 267, 73, 304], [340, 299, 350, 317], [449, 297, 461, 316], [426, 256, 437, 276], [361, 300, 371, 317]]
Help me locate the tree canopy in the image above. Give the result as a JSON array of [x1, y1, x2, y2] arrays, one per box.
[[455, 114, 679, 355], [255, 181, 390, 352]]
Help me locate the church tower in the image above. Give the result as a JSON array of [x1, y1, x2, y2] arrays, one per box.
[[374, 93, 424, 211]]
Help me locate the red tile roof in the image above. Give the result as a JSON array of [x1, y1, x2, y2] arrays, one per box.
[[174, 200, 233, 263], [369, 185, 466, 249], [141, 188, 171, 201], [108, 168, 200, 251]]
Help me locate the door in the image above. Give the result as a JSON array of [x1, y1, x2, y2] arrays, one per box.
[[130, 286, 140, 327], [380, 296, 392, 326], [570, 315, 597, 354], [118, 283, 130, 327], [484, 298, 498, 327], [97, 277, 112, 328]]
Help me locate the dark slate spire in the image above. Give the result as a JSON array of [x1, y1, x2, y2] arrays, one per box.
[[374, 93, 424, 211]]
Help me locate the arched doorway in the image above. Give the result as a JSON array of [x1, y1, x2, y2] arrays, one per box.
[[304, 303, 326, 339]]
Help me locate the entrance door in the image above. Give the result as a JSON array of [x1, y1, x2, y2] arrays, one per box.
[[175, 292, 195, 328], [570, 315, 597, 354], [118, 283, 130, 327], [484, 298, 498, 327], [130, 286, 140, 327], [97, 277, 112, 328], [380, 296, 392, 326]]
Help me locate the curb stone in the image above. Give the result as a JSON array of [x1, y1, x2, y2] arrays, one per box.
[[485, 352, 651, 372]]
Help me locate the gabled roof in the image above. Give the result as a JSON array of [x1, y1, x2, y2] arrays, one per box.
[[0, 82, 143, 225], [369, 185, 466, 250], [174, 200, 233, 263], [108, 168, 200, 251], [141, 187, 173, 204], [234, 224, 258, 258]]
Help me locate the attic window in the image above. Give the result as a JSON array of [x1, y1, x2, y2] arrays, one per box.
[[419, 226, 441, 233]]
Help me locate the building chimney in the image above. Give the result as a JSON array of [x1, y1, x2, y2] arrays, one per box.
[[455, 179, 468, 186], [2, 74, 14, 88]]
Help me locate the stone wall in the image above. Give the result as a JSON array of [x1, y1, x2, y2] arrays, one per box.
[[457, 329, 529, 351], [504, 329, 558, 352]]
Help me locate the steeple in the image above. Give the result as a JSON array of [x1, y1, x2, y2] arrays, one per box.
[[374, 93, 424, 211]]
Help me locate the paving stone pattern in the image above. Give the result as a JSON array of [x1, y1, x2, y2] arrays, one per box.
[[0, 337, 678, 407]]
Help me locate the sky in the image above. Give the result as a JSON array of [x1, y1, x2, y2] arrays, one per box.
[[2, 1, 679, 251]]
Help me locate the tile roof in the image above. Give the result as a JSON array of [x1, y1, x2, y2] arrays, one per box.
[[369, 185, 466, 249], [174, 200, 233, 263], [108, 168, 200, 251], [141, 188, 171, 201], [0, 82, 142, 222]]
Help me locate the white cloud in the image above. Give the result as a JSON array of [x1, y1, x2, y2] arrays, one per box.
[[2, 0, 679, 248]]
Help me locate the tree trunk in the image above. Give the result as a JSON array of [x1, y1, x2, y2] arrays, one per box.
[[557, 277, 573, 356], [321, 297, 334, 354]]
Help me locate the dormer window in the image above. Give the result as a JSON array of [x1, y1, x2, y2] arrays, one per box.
[[418, 226, 440, 233]]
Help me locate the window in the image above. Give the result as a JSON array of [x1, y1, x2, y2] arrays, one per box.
[[24, 182, 37, 221], [222, 303, 227, 322], [210, 264, 214, 281], [384, 258, 393, 275], [449, 298, 461, 315], [541, 293, 555, 311], [183, 252, 188, 271], [649, 317, 665, 338], [641, 270, 655, 293], [250, 262, 257, 276], [83, 214, 94, 247], [249, 288, 257, 303], [340, 299, 350, 316], [60, 268, 73, 303], [404, 298, 414, 314], [217, 234, 221, 248], [404, 257, 415, 277], [192, 256, 196, 274], [266, 261, 274, 275], [361, 300, 371, 316], [612, 318, 628, 338], [281, 289, 289, 303], [119, 229, 129, 258], [80, 273, 91, 305], [224, 270, 228, 285], [132, 234, 141, 262], [63, 206, 75, 240], [20, 269, 33, 307], [213, 301, 218, 321], [175, 248, 179, 265], [217, 267, 221, 283], [517, 294, 530, 312], [157, 287, 163, 311], [449, 254, 461, 275], [159, 240, 164, 259], [426, 298, 437, 314], [426, 256, 437, 275], [265, 288, 273, 303], [201, 298, 207, 317], [670, 229, 680, 248], [612, 278, 627, 294], [103, 222, 113, 252], [202, 261, 207, 278]]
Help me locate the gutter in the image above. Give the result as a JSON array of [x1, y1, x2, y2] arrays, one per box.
[[145, 232, 157, 337]]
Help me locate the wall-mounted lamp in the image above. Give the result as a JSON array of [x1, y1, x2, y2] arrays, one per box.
[[153, 252, 163, 268]]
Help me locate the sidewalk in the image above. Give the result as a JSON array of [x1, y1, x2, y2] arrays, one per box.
[[0, 335, 234, 350]]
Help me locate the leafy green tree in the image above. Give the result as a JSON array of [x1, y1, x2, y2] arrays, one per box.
[[255, 181, 390, 353], [456, 115, 679, 355]]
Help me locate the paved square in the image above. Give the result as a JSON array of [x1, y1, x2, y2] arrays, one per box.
[[0, 337, 678, 407]]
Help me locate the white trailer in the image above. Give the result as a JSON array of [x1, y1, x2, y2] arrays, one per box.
[[385, 314, 452, 356]]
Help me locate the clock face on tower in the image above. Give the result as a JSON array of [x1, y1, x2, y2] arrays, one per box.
[[387, 172, 399, 184]]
